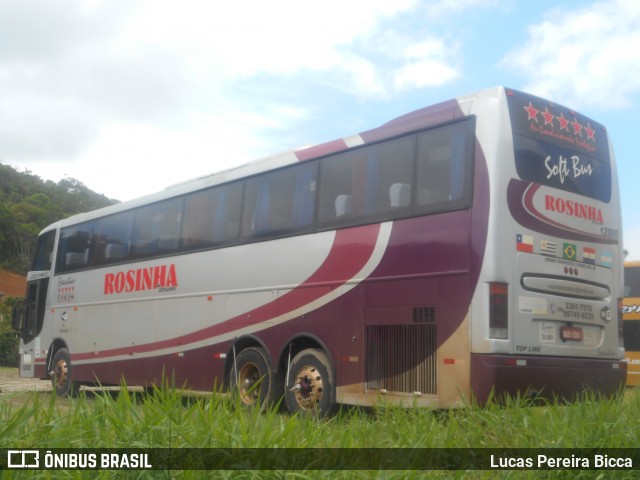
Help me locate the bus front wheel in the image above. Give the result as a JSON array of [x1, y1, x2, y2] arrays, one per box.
[[50, 348, 79, 397], [230, 347, 276, 409], [285, 348, 334, 416]]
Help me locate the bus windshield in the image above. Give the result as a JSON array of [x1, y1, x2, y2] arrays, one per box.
[[31, 229, 56, 271]]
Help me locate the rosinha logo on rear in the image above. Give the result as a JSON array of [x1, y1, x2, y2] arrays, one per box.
[[544, 194, 603, 225], [104, 264, 178, 295]]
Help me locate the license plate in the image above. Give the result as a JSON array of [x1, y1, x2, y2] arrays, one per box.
[[561, 326, 583, 341]]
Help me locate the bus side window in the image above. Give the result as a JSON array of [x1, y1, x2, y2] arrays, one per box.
[[415, 120, 474, 214], [242, 162, 317, 238], [131, 198, 183, 258], [291, 164, 317, 228], [57, 224, 94, 272], [181, 181, 243, 249], [318, 150, 355, 225], [211, 182, 243, 243], [93, 211, 133, 265], [318, 137, 413, 226], [362, 137, 413, 216], [182, 189, 214, 248]]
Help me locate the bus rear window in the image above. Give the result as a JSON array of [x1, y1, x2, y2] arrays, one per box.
[[507, 88, 611, 203], [513, 135, 611, 203]]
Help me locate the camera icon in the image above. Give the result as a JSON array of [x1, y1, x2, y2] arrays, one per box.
[[7, 450, 40, 469]]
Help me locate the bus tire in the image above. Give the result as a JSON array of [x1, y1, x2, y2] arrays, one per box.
[[229, 347, 275, 409], [285, 348, 334, 416], [51, 348, 79, 397]]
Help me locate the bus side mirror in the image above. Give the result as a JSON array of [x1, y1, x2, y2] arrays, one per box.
[[12, 298, 25, 332]]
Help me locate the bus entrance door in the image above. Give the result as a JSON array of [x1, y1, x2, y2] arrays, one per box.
[[13, 274, 50, 378]]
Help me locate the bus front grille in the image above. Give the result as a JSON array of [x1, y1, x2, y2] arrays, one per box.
[[365, 323, 437, 395]]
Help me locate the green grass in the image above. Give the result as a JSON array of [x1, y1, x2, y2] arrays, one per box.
[[1, 385, 639, 479]]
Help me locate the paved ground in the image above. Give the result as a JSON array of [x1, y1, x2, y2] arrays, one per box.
[[0, 368, 146, 395], [0, 368, 51, 393]]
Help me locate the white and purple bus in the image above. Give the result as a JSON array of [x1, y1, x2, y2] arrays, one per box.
[[13, 87, 626, 412]]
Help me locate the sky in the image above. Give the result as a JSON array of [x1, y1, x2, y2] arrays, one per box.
[[1, 0, 639, 258]]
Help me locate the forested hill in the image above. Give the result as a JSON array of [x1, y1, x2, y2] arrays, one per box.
[[0, 163, 118, 275]]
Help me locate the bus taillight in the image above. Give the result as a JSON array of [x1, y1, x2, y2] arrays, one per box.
[[489, 282, 508, 339]]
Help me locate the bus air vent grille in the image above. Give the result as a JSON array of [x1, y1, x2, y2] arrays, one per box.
[[365, 324, 437, 395], [413, 306, 436, 323]]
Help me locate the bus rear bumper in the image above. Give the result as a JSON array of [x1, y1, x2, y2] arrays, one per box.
[[470, 354, 627, 405]]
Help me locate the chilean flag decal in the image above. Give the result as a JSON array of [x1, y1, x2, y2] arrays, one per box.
[[516, 234, 534, 253]]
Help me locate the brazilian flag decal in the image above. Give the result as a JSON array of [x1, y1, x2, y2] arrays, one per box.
[[563, 243, 577, 261]]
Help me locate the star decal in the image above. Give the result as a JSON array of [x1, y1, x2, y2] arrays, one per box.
[[521, 99, 598, 150], [541, 108, 555, 126], [571, 117, 583, 136], [584, 123, 596, 142], [524, 101, 539, 122], [557, 112, 570, 131]]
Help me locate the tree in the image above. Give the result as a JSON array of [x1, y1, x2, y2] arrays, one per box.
[[0, 163, 116, 274], [9, 193, 61, 273], [0, 296, 19, 367], [13, 225, 39, 273]]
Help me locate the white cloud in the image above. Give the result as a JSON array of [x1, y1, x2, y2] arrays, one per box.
[[423, 0, 502, 17], [0, 92, 101, 159], [116, 0, 464, 100], [393, 60, 459, 91], [122, 0, 419, 80], [101, 0, 472, 100], [0, 0, 459, 156], [0, 1, 112, 62], [0, 0, 475, 200], [392, 37, 461, 90], [17, 101, 313, 201], [501, 0, 640, 109]]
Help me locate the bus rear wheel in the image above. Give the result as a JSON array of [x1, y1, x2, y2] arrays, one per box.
[[51, 348, 79, 397], [230, 347, 276, 409], [285, 348, 334, 416]]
